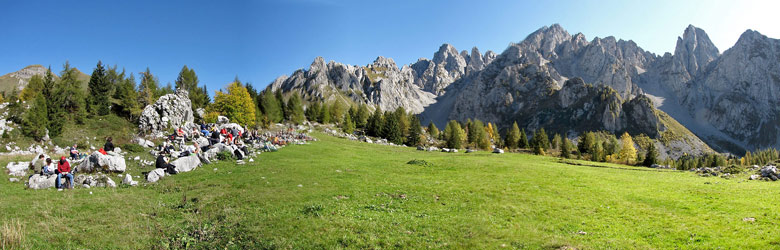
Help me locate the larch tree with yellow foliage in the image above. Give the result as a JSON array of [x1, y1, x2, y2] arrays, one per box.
[[208, 82, 257, 127], [618, 132, 637, 164]]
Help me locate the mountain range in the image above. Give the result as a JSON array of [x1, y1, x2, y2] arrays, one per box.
[[3, 24, 777, 158], [267, 24, 780, 157]]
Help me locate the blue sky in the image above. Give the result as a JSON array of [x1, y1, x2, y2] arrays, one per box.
[[1, 0, 777, 93]]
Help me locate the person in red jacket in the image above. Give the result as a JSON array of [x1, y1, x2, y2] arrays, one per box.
[[56, 156, 74, 190]]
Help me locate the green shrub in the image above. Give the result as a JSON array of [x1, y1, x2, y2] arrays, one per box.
[[407, 159, 433, 167], [216, 151, 234, 161], [122, 143, 145, 153]]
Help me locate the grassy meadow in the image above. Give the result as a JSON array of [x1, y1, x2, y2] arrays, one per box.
[[1, 132, 779, 249]]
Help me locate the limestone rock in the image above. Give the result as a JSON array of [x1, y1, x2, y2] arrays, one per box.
[[146, 168, 167, 183], [26, 174, 56, 189], [138, 88, 195, 137], [6, 162, 29, 177], [78, 152, 126, 173], [171, 155, 201, 174]]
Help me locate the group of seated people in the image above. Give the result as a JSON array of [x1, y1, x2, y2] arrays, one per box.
[[32, 154, 74, 190]]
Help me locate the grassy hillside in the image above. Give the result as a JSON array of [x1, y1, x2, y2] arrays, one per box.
[[0, 65, 91, 98], [1, 132, 778, 249]]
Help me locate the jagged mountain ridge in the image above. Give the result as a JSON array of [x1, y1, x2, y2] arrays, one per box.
[[268, 44, 496, 114]]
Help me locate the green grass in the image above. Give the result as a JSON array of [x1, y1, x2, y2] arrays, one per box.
[[2, 132, 780, 249]]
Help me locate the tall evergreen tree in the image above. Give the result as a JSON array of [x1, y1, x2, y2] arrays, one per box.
[[561, 136, 571, 158], [407, 115, 422, 146], [261, 90, 283, 123], [383, 111, 403, 144], [578, 132, 595, 155], [427, 122, 440, 140], [115, 73, 140, 120], [319, 102, 331, 124], [355, 104, 370, 128], [443, 120, 466, 149], [367, 108, 383, 137], [21, 75, 44, 101], [138, 68, 159, 108], [505, 122, 520, 149], [552, 134, 562, 150], [643, 142, 658, 167], [330, 101, 346, 125], [22, 94, 49, 141], [518, 129, 529, 149], [394, 107, 409, 138], [275, 90, 287, 121], [55, 61, 87, 123], [531, 128, 550, 150], [87, 61, 111, 115], [286, 92, 305, 124], [175, 65, 209, 110], [305, 102, 321, 122], [42, 67, 62, 137], [342, 112, 355, 134]]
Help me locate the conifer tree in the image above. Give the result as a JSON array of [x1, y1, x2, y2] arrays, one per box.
[[356, 104, 370, 128], [319, 102, 331, 124], [260, 90, 283, 123], [342, 112, 355, 134], [407, 115, 422, 146], [505, 122, 521, 149], [286, 92, 305, 124], [55, 62, 87, 123], [305, 102, 321, 122], [561, 136, 571, 158], [21, 75, 44, 101], [383, 111, 403, 144], [428, 122, 440, 140], [552, 134, 562, 150], [22, 94, 49, 140], [367, 108, 383, 137], [87, 61, 111, 115], [115, 73, 141, 120], [643, 142, 658, 167], [518, 128, 529, 149], [443, 120, 466, 149], [138, 68, 159, 108]]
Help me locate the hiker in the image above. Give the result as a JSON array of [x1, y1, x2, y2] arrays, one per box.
[[56, 156, 73, 190], [155, 155, 176, 174], [42, 158, 55, 176], [69, 144, 79, 160], [104, 137, 115, 153], [32, 154, 46, 174], [209, 129, 221, 146]]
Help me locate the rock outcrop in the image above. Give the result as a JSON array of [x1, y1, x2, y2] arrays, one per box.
[[77, 152, 126, 173], [171, 155, 201, 174], [139, 89, 195, 137], [26, 174, 57, 189]]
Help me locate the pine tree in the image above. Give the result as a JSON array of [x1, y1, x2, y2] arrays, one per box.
[[261, 90, 283, 123], [394, 107, 409, 139], [643, 142, 658, 167], [618, 132, 637, 164], [605, 135, 619, 156], [20, 75, 44, 101], [367, 108, 383, 137], [22, 94, 49, 141], [175, 65, 209, 111], [428, 122, 440, 140], [330, 101, 346, 125], [342, 112, 355, 134], [87, 61, 111, 115], [578, 132, 595, 155], [319, 103, 331, 124], [561, 136, 571, 158], [383, 112, 403, 144], [55, 62, 87, 123], [138, 68, 159, 108], [286, 92, 305, 124], [552, 134, 562, 150], [115, 73, 141, 120], [505, 122, 521, 149], [356, 104, 370, 128], [518, 129, 529, 149], [276, 91, 287, 121], [407, 115, 422, 146], [531, 128, 550, 151], [443, 120, 466, 149], [474, 121, 491, 150], [41, 67, 63, 137], [305, 102, 321, 122]]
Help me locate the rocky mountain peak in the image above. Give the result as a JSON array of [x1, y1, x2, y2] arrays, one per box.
[[371, 56, 398, 70], [674, 25, 719, 76], [521, 23, 572, 56]]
